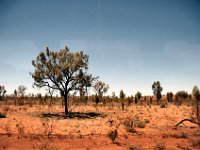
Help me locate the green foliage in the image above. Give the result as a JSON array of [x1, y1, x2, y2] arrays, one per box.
[[77, 69, 97, 103], [152, 81, 163, 104], [135, 91, 142, 104], [166, 92, 173, 102], [192, 86, 200, 125], [18, 85, 27, 97], [176, 91, 188, 99], [192, 86, 200, 101], [119, 90, 125, 99], [31, 46, 94, 115], [94, 80, 109, 98], [175, 91, 188, 106], [119, 90, 125, 110]]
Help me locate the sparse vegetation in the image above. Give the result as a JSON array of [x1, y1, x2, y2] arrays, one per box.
[[155, 142, 166, 150], [16, 121, 25, 138], [129, 145, 142, 150], [171, 132, 187, 139], [175, 91, 188, 106], [192, 140, 200, 147], [107, 129, 118, 142], [166, 92, 173, 103], [123, 118, 136, 133], [160, 101, 167, 108], [0, 47, 198, 150], [136, 120, 146, 128]]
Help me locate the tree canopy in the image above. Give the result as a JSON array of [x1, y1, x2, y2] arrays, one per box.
[[152, 81, 163, 104], [31, 47, 93, 115]]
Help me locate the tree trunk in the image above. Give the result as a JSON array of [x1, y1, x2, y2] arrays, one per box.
[[64, 94, 69, 115]]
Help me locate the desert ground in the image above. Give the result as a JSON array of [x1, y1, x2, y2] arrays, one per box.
[[0, 100, 200, 150]]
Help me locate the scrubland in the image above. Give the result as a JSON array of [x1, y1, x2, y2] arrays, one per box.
[[0, 98, 199, 150]]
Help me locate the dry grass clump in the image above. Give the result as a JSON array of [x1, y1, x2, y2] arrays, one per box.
[[129, 145, 142, 150], [160, 101, 167, 108], [107, 129, 118, 142], [123, 119, 136, 133], [162, 132, 188, 139], [16, 121, 25, 138], [123, 116, 148, 132], [155, 142, 166, 150], [171, 132, 187, 139], [41, 118, 54, 138], [192, 140, 200, 147], [136, 120, 146, 128]]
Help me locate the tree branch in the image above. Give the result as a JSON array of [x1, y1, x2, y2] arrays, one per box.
[[175, 119, 200, 127]]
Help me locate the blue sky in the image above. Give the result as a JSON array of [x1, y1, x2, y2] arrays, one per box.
[[0, 0, 200, 96]]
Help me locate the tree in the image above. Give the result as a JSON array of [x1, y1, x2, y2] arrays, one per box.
[[175, 91, 188, 106], [152, 81, 163, 104], [176, 86, 200, 126], [166, 92, 173, 103], [135, 91, 142, 104], [192, 86, 200, 101], [14, 89, 17, 97], [0, 85, 6, 101], [94, 80, 109, 102], [77, 69, 97, 103], [94, 93, 99, 105], [18, 85, 27, 97], [192, 86, 200, 125], [31, 46, 92, 115], [119, 90, 125, 110]]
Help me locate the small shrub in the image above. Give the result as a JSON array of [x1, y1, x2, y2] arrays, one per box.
[[108, 129, 118, 142], [160, 101, 167, 108], [171, 132, 187, 139], [16, 122, 25, 138], [144, 119, 150, 124], [136, 120, 146, 128], [0, 112, 6, 118], [193, 140, 200, 147], [162, 133, 169, 138], [129, 145, 141, 150], [41, 118, 54, 138], [155, 142, 166, 150], [124, 120, 136, 133]]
